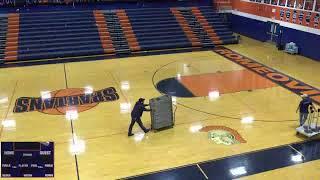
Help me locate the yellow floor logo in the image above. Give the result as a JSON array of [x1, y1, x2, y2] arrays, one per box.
[[200, 126, 246, 145]]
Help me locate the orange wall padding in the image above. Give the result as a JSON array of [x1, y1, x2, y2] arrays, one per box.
[[232, 0, 320, 29]]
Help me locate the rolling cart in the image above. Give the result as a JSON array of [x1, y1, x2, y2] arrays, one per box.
[[296, 108, 320, 137]]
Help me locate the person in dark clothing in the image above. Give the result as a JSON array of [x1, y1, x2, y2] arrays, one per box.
[[296, 94, 315, 126], [128, 98, 151, 136]]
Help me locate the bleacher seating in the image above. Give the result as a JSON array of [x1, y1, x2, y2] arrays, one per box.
[[199, 7, 237, 44], [0, 6, 238, 65], [126, 8, 192, 50], [17, 11, 103, 61], [0, 16, 7, 62]]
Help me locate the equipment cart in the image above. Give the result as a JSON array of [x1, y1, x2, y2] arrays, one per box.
[[296, 108, 320, 137]]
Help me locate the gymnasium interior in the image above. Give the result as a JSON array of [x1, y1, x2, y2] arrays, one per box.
[[0, 0, 319, 179]]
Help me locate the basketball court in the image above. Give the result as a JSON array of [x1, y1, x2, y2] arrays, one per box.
[[0, 36, 320, 179]]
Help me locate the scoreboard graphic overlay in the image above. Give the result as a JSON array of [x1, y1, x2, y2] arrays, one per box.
[[1, 142, 54, 177]]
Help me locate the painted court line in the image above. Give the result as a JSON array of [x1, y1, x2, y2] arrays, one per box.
[[64, 64, 81, 180], [289, 144, 305, 159], [125, 139, 320, 179], [196, 164, 209, 179]]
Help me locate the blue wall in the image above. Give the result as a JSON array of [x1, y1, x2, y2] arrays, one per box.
[[281, 27, 320, 61], [230, 14, 320, 61], [229, 14, 269, 42]]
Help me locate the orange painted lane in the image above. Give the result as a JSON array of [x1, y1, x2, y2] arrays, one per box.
[[180, 69, 277, 96]]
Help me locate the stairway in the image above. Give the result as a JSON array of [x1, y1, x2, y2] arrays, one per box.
[[178, 8, 221, 47], [125, 8, 192, 50], [104, 10, 131, 55]]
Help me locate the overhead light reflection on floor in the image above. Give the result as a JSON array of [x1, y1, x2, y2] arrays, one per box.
[[65, 109, 79, 121], [291, 154, 303, 163], [134, 132, 145, 142], [241, 116, 254, 124], [2, 119, 16, 131], [230, 166, 247, 176], [208, 90, 220, 101], [84, 86, 93, 94], [40, 91, 51, 99], [0, 97, 8, 104], [120, 102, 131, 114], [176, 73, 181, 80], [121, 81, 130, 90], [69, 135, 85, 155], [189, 124, 203, 133]]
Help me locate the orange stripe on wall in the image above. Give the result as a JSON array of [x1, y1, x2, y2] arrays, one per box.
[[232, 0, 274, 18], [191, 7, 223, 45], [116, 10, 141, 52], [5, 13, 19, 61], [170, 8, 202, 47], [93, 10, 116, 54], [232, 0, 320, 29]]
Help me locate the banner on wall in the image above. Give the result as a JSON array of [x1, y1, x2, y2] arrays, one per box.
[[0, 0, 173, 7], [232, 0, 320, 30], [0, 0, 100, 7], [277, 7, 320, 29]]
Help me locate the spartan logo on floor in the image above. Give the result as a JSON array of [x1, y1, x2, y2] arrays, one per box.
[[200, 126, 246, 146], [13, 87, 119, 115]]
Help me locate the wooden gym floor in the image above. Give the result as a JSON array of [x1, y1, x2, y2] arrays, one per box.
[[0, 36, 320, 179]]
